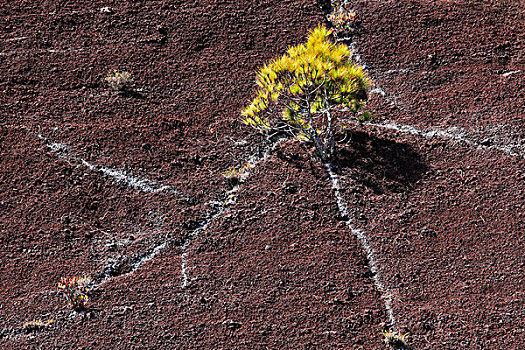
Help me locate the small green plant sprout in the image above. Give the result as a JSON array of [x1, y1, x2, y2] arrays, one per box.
[[382, 329, 409, 348], [23, 319, 54, 332], [241, 25, 371, 163], [58, 275, 91, 311], [328, 2, 358, 38], [105, 69, 132, 91]]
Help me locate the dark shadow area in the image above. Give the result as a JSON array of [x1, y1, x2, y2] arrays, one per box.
[[272, 131, 427, 195], [317, 0, 332, 16], [272, 139, 331, 181], [335, 131, 428, 194], [119, 88, 146, 99]]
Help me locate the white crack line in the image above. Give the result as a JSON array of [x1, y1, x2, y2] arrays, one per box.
[[329, 1, 523, 338], [501, 70, 521, 77], [79, 135, 286, 291], [180, 202, 226, 288], [95, 233, 171, 289], [97, 136, 288, 290], [0, 48, 85, 56], [361, 120, 525, 158], [340, 16, 523, 158], [5, 36, 29, 42], [79, 159, 172, 194], [347, 41, 402, 109], [326, 164, 396, 328], [36, 133, 186, 197], [96, 199, 224, 290], [131, 238, 169, 271], [328, 1, 398, 330], [180, 136, 288, 288]]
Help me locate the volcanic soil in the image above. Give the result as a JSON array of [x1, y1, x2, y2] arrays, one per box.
[[339, 0, 524, 348], [1, 0, 524, 349]]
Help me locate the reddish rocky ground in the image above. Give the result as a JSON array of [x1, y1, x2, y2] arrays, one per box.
[[343, 0, 524, 348], [1, 0, 524, 349]]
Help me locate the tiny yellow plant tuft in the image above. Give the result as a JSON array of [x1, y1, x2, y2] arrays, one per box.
[[382, 329, 409, 348], [23, 319, 54, 332], [222, 162, 254, 181], [105, 70, 132, 91]]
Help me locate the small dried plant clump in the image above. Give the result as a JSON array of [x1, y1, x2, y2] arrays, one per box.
[[382, 329, 409, 348], [222, 162, 254, 182], [328, 1, 358, 38], [105, 70, 132, 91], [58, 275, 91, 311], [23, 319, 54, 332]]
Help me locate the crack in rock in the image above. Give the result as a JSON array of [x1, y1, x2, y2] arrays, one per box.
[[326, 0, 399, 332], [362, 121, 525, 159], [94, 136, 288, 290], [326, 2, 522, 341], [95, 234, 171, 289], [35, 132, 187, 198], [180, 201, 226, 288], [94, 201, 224, 290], [180, 135, 288, 288], [501, 70, 521, 77], [326, 163, 396, 329]]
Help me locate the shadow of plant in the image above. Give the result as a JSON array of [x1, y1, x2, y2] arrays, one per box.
[[119, 88, 146, 99], [336, 131, 428, 194], [317, 0, 333, 16]]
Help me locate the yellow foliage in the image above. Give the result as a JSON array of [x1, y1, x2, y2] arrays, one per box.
[[382, 329, 409, 347], [241, 24, 371, 161]]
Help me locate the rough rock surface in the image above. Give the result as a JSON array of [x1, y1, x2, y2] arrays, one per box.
[[1, 0, 524, 349]]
